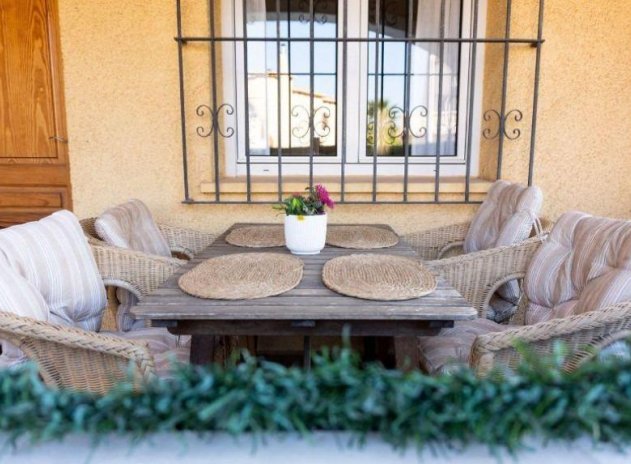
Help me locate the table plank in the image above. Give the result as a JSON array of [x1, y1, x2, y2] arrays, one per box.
[[132, 223, 476, 322]]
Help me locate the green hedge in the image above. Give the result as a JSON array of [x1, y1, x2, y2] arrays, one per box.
[[0, 347, 630, 451]]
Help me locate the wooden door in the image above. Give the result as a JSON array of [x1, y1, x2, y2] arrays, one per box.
[[0, 0, 71, 227]]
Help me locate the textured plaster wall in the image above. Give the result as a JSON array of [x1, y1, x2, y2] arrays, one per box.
[[57, 0, 631, 234]]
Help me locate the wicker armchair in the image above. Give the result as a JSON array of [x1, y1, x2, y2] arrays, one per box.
[[0, 244, 187, 395], [426, 238, 631, 375], [80, 217, 216, 260], [403, 216, 553, 261], [0, 311, 156, 394]]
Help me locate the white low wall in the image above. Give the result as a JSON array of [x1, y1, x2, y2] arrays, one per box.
[[3, 433, 629, 464]]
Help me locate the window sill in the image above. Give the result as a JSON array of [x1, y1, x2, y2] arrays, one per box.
[[199, 176, 492, 202]]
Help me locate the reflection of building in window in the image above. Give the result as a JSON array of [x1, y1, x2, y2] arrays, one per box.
[[248, 45, 337, 156]]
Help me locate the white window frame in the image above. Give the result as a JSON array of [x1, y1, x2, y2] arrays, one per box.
[[221, 0, 486, 178]]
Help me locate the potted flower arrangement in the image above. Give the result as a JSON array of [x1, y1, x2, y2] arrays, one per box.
[[275, 184, 335, 255]]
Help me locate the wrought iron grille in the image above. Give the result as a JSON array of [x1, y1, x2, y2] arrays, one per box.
[[176, 0, 545, 204]]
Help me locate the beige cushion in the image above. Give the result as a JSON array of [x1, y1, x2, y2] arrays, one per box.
[[0, 268, 50, 366], [524, 211, 631, 324], [419, 211, 631, 374], [418, 319, 509, 374], [96, 199, 171, 331], [95, 199, 171, 257], [465, 180, 543, 315], [464, 180, 543, 253], [107, 328, 190, 377], [0, 211, 106, 331]]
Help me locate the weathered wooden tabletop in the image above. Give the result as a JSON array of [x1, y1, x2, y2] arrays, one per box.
[[131, 223, 477, 366]]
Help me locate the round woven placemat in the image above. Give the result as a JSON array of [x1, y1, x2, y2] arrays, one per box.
[[326, 225, 399, 249], [322, 254, 436, 301], [225, 225, 285, 248], [179, 252, 303, 300]]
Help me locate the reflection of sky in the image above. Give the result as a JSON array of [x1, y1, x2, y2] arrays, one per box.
[[245, 14, 459, 155], [246, 19, 458, 110]]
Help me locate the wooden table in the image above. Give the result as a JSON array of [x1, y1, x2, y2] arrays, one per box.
[[130, 223, 477, 368]]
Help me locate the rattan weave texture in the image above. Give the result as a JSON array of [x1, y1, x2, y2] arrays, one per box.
[[322, 253, 436, 301], [179, 252, 303, 299], [326, 225, 399, 249], [225, 225, 285, 248]]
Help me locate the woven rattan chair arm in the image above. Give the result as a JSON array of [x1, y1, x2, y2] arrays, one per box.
[[79, 217, 110, 247], [158, 223, 217, 258], [569, 329, 631, 370], [471, 301, 631, 375], [402, 222, 470, 260], [92, 244, 185, 300], [426, 237, 542, 318], [437, 241, 465, 259], [0, 311, 156, 393]]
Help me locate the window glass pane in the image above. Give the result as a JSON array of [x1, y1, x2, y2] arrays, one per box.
[[367, 0, 462, 157], [245, 0, 338, 157]]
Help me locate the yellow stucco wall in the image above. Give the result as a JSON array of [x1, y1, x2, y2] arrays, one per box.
[[57, 0, 631, 234]]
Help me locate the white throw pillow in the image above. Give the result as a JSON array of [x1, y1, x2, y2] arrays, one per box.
[[0, 265, 50, 366], [0, 210, 107, 331]]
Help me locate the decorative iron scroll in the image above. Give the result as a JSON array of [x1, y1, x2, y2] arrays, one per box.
[[291, 105, 331, 139], [367, 105, 428, 146], [195, 104, 235, 138], [385, 105, 428, 144], [482, 109, 523, 141]]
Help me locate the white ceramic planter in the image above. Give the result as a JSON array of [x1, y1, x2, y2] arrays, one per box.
[[284, 213, 327, 255]]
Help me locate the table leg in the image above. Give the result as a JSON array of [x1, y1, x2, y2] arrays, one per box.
[[363, 337, 377, 361], [190, 335, 217, 365], [394, 336, 420, 371], [303, 336, 312, 370]]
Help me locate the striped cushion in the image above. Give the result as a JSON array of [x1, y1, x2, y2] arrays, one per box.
[[95, 200, 171, 331], [464, 180, 543, 253], [465, 180, 543, 315], [418, 319, 509, 374], [95, 199, 171, 257], [418, 212, 631, 375], [524, 212, 631, 324], [0, 268, 50, 366], [0, 211, 106, 331]]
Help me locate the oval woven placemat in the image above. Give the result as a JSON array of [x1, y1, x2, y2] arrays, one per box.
[[326, 225, 399, 249], [179, 252, 303, 300], [322, 254, 436, 301], [225, 225, 285, 248]]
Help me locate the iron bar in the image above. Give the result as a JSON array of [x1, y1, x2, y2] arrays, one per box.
[[528, 0, 545, 186], [183, 199, 484, 205], [464, 0, 480, 202], [176, 0, 190, 201], [371, 0, 381, 203], [287, 2, 293, 159], [340, 0, 348, 202], [402, 0, 414, 202], [176, 36, 543, 44], [496, 0, 512, 180], [208, 0, 220, 201], [309, 0, 315, 190], [434, 0, 446, 202], [242, 0, 252, 201], [276, 0, 283, 201], [177, 0, 544, 205]]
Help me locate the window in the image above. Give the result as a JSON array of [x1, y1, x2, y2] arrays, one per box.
[[177, 0, 544, 203], [219, 0, 485, 177]]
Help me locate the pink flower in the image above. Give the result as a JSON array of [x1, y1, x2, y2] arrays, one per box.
[[315, 184, 335, 209]]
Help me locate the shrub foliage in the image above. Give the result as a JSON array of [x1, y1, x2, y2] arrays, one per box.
[[0, 347, 630, 450]]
